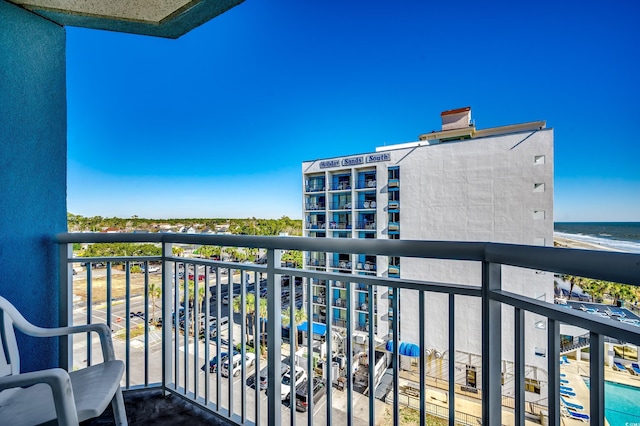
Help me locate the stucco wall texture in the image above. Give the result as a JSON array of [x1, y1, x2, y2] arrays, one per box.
[[0, 0, 67, 372]]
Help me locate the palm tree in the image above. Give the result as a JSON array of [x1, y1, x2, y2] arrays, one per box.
[[281, 307, 307, 352], [233, 292, 256, 343], [149, 282, 162, 324], [180, 280, 206, 321], [566, 275, 581, 301], [233, 292, 268, 356]]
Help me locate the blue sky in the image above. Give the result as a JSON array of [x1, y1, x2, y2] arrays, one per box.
[[66, 0, 640, 221]]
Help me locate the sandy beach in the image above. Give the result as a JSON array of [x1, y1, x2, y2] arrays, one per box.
[[553, 235, 621, 252]]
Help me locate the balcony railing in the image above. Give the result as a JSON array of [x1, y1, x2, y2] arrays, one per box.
[[329, 260, 352, 270], [328, 202, 352, 210], [355, 221, 377, 230], [304, 202, 325, 211], [355, 200, 377, 209], [55, 232, 640, 426], [328, 221, 352, 230], [304, 184, 325, 193], [305, 222, 325, 230], [356, 179, 377, 190], [329, 182, 351, 191]]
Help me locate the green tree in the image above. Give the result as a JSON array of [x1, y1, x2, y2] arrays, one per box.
[[281, 250, 303, 268], [281, 307, 307, 352], [608, 283, 637, 306], [581, 279, 609, 303]]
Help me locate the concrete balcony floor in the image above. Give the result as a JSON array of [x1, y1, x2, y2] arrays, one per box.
[[85, 389, 229, 426]]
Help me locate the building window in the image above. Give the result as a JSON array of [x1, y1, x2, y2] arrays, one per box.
[[466, 365, 477, 388], [525, 378, 541, 394], [533, 183, 545, 192], [388, 167, 400, 180], [534, 155, 545, 165]]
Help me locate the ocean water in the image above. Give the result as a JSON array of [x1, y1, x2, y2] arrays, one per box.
[[554, 222, 640, 254]]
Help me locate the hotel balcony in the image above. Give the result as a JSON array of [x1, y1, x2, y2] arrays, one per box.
[[10, 4, 638, 423], [2, 233, 640, 425]]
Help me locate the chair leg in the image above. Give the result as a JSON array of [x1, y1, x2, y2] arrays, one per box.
[[111, 388, 128, 425]]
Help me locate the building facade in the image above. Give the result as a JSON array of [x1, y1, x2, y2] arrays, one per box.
[[302, 107, 554, 396]]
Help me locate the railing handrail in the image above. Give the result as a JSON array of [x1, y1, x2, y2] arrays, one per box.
[[55, 232, 640, 286]]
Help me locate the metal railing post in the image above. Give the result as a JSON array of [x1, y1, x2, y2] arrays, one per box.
[[267, 248, 282, 426], [547, 318, 560, 424], [58, 242, 73, 371], [514, 307, 525, 426], [162, 242, 173, 394], [481, 261, 502, 424], [590, 332, 604, 425]]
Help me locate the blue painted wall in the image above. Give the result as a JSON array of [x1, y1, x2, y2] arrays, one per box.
[[0, 0, 67, 372]]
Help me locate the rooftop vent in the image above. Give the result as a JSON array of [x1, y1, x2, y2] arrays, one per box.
[[441, 107, 472, 131]]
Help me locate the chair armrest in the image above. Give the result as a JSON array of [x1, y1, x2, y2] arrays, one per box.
[[19, 322, 116, 362], [0, 368, 79, 425], [2, 300, 116, 362]]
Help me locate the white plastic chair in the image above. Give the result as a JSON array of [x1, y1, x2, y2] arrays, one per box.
[[0, 296, 127, 426]]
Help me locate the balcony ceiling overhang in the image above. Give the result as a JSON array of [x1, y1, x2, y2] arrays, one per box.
[[8, 0, 244, 38]]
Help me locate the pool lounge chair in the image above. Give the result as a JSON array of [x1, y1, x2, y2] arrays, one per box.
[[560, 378, 569, 384], [613, 361, 628, 372], [561, 407, 590, 422], [560, 385, 574, 393], [560, 389, 577, 398], [561, 355, 571, 364], [631, 363, 640, 375], [579, 304, 598, 313], [560, 395, 584, 411]]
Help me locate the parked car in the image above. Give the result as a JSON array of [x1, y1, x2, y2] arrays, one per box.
[[222, 294, 240, 305], [295, 377, 326, 412], [260, 361, 290, 390], [281, 366, 307, 400], [201, 350, 238, 373], [200, 316, 229, 339], [143, 265, 160, 273], [221, 352, 256, 377], [188, 273, 206, 281]]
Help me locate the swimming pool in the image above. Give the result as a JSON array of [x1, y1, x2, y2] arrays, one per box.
[[583, 377, 640, 424]]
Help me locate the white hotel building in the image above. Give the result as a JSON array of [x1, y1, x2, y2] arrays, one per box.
[[302, 107, 554, 395]]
